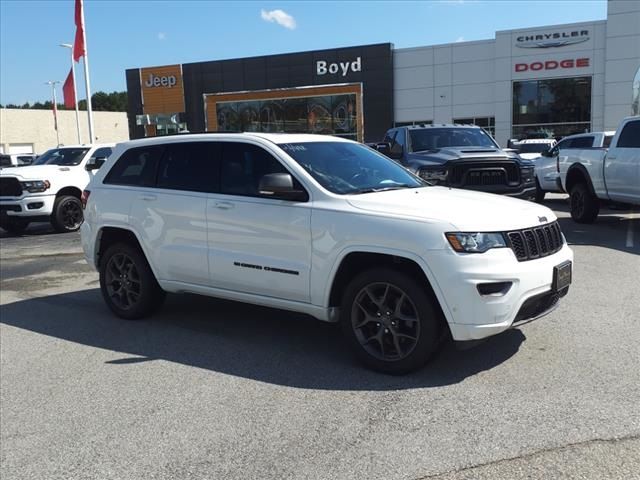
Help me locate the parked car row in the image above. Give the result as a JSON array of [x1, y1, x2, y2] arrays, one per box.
[[0, 144, 113, 234]]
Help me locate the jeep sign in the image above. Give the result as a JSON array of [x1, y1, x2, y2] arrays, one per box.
[[316, 57, 362, 77], [144, 73, 177, 88]]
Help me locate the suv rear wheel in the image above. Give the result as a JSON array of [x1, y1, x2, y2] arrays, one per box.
[[570, 182, 599, 223], [340, 268, 440, 374], [51, 195, 84, 233], [99, 242, 166, 319]]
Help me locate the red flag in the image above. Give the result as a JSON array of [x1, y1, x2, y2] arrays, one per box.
[[63, 69, 76, 108], [73, 0, 85, 61]]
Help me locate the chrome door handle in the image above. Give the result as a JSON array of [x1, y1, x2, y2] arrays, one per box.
[[139, 194, 157, 201], [213, 201, 234, 210]]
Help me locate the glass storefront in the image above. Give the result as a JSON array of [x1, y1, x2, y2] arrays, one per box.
[[512, 76, 592, 139], [136, 113, 188, 136], [453, 116, 495, 137], [215, 93, 359, 140]]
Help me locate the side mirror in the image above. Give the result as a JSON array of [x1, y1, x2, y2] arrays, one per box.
[[372, 142, 391, 157], [258, 173, 308, 201], [86, 156, 107, 171], [389, 144, 404, 160]]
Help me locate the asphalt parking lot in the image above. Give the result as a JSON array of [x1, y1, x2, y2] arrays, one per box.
[[1, 195, 639, 480]]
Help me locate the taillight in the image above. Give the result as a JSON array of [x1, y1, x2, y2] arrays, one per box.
[[81, 190, 91, 209]]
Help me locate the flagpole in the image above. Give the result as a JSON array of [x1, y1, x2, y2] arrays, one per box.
[[61, 43, 81, 144], [46, 81, 61, 146], [78, 0, 95, 143]]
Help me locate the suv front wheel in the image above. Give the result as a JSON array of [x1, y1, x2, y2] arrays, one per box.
[[99, 242, 166, 319], [340, 268, 440, 374]]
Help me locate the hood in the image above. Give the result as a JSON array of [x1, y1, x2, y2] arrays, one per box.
[[406, 147, 520, 166], [346, 186, 556, 231], [0, 164, 75, 180]]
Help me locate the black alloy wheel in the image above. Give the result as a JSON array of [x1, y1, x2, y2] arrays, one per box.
[[570, 183, 599, 223], [341, 268, 441, 374], [51, 195, 84, 232], [351, 282, 420, 362], [99, 243, 166, 319], [105, 252, 142, 311]]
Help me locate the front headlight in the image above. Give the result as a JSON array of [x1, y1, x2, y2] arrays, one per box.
[[521, 166, 535, 184], [445, 232, 507, 253], [20, 180, 50, 193], [419, 168, 448, 183]]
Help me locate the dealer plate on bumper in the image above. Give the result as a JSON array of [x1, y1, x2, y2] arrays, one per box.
[[552, 261, 572, 292]]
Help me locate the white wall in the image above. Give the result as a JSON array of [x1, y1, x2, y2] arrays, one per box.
[[603, 0, 640, 130], [392, 0, 640, 146], [0, 108, 129, 154]]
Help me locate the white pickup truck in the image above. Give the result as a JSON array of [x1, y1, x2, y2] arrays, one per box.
[[0, 144, 113, 234], [559, 116, 640, 223], [535, 131, 614, 202]]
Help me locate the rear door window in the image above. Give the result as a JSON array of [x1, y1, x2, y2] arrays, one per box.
[[156, 142, 221, 193], [104, 146, 164, 187], [616, 120, 640, 148], [569, 136, 594, 149]]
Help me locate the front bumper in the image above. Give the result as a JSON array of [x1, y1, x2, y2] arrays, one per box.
[[0, 194, 56, 218], [503, 186, 536, 199], [426, 243, 573, 341]]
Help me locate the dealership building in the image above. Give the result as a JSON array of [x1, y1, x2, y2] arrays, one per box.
[[125, 0, 639, 146]]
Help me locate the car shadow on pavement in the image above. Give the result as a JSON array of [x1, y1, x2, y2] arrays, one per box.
[[0, 288, 525, 390], [541, 197, 639, 255], [0, 222, 57, 239]]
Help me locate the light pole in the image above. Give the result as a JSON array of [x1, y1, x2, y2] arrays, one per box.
[[60, 43, 81, 144], [45, 81, 61, 146]]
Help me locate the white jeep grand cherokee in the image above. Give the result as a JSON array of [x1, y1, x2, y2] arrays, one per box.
[[81, 133, 573, 373]]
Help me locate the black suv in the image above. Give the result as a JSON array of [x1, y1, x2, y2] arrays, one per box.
[[373, 124, 535, 198]]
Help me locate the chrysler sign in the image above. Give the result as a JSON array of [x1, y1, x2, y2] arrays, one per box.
[[516, 30, 590, 49]]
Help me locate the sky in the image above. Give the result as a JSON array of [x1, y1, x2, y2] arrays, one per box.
[[0, 0, 607, 105]]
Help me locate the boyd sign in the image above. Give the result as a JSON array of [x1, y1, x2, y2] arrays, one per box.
[[316, 57, 362, 77], [515, 58, 590, 72]]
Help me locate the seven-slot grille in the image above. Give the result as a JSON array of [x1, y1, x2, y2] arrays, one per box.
[[507, 221, 563, 261], [0, 177, 22, 197]]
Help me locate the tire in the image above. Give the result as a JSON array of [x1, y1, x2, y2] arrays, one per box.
[[99, 242, 166, 320], [0, 218, 29, 235], [51, 195, 84, 233], [570, 182, 599, 223], [340, 268, 441, 374], [534, 179, 546, 203]]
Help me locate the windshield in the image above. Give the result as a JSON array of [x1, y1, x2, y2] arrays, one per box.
[[33, 148, 89, 166], [518, 143, 553, 154], [280, 142, 425, 195], [408, 128, 497, 152]]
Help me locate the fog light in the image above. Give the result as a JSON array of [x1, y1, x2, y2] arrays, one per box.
[[27, 202, 44, 210], [477, 282, 512, 296]]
